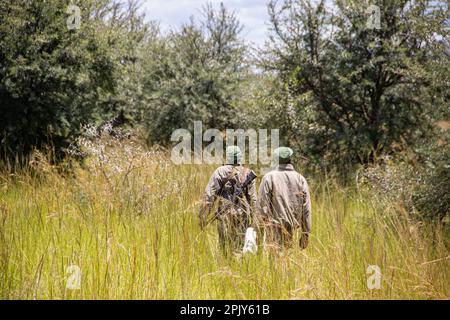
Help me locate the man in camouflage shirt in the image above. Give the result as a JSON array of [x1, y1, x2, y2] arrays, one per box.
[[257, 147, 312, 250], [200, 146, 257, 253]]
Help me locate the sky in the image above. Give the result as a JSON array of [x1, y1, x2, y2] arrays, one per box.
[[141, 0, 271, 46]]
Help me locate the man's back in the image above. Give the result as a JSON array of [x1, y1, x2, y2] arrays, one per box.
[[202, 164, 257, 253], [258, 164, 311, 231], [204, 165, 257, 211], [199, 146, 259, 253]]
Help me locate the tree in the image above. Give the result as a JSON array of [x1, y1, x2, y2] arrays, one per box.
[[265, 0, 449, 169], [142, 2, 247, 144], [0, 0, 151, 162]]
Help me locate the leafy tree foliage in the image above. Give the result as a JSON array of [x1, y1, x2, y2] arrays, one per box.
[[0, 0, 150, 161], [142, 3, 248, 144], [412, 131, 450, 220], [265, 0, 449, 168]]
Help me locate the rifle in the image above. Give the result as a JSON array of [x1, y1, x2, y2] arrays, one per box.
[[200, 169, 257, 229], [233, 170, 257, 199]]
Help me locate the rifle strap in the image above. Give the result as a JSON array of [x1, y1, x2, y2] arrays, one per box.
[[218, 166, 250, 200]]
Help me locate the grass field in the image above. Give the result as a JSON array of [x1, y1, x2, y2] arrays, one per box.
[[0, 137, 449, 300]]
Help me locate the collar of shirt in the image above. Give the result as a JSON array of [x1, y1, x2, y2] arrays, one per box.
[[276, 164, 295, 171]]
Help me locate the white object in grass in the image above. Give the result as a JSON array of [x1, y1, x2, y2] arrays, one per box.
[[243, 227, 257, 254]]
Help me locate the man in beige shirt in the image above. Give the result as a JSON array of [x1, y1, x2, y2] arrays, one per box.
[[257, 147, 311, 249], [200, 146, 257, 254]]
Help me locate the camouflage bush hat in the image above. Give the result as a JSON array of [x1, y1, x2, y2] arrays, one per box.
[[226, 146, 242, 164], [274, 147, 294, 161]]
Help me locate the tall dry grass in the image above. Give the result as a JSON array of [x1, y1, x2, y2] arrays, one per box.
[[0, 133, 448, 299]]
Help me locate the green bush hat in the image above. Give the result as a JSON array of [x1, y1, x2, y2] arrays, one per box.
[[274, 147, 294, 161], [226, 146, 242, 164]]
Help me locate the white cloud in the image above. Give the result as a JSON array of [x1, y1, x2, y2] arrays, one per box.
[[140, 0, 270, 45]]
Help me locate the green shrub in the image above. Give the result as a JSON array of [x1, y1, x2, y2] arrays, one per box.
[[412, 137, 450, 221]]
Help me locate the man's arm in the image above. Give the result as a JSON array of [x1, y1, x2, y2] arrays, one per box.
[[248, 179, 257, 209], [299, 178, 312, 249], [199, 169, 222, 229], [256, 176, 272, 222]]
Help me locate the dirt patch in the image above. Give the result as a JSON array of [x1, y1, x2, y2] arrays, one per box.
[[436, 121, 450, 131]]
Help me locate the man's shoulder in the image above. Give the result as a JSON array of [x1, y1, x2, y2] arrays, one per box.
[[262, 169, 283, 183], [264, 167, 300, 176], [217, 165, 252, 171], [214, 165, 246, 176], [264, 168, 307, 181], [214, 165, 230, 176], [291, 170, 308, 182], [294, 172, 309, 187], [263, 170, 278, 178]]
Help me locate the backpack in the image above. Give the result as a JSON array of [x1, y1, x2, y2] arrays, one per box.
[[220, 166, 255, 208]]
